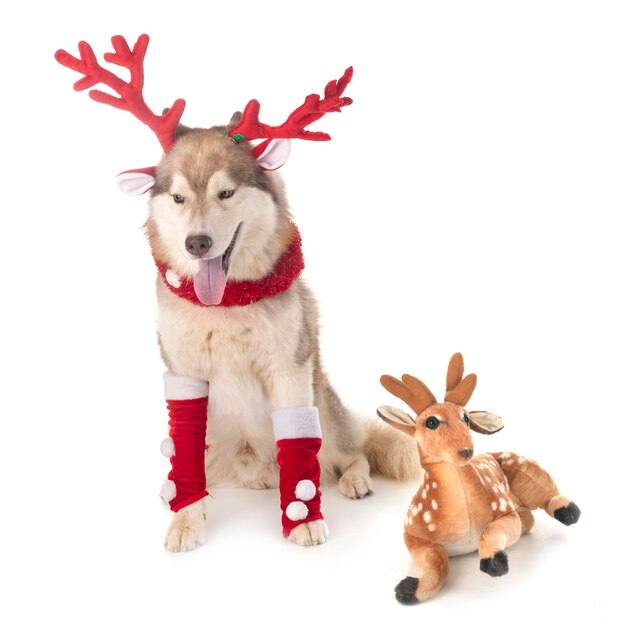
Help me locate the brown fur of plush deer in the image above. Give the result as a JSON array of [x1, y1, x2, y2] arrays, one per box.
[[377, 353, 580, 604]]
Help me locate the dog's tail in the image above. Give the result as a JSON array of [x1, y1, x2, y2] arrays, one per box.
[[363, 419, 422, 481]]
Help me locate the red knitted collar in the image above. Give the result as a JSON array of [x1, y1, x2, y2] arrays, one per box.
[[155, 223, 304, 307]]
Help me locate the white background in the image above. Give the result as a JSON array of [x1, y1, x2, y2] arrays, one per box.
[[1, 1, 624, 621]]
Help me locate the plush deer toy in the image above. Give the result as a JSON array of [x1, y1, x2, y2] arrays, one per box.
[[377, 353, 580, 604]]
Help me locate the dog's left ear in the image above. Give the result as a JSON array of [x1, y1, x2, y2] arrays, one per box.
[[116, 167, 157, 195], [467, 411, 504, 435], [255, 139, 291, 171]]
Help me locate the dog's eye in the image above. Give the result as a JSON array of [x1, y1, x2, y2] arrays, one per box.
[[172, 194, 185, 204], [425, 417, 440, 430], [219, 189, 235, 200], [464, 413, 470, 425]]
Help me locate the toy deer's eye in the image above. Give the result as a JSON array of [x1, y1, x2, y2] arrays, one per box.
[[464, 413, 470, 425], [425, 416, 440, 430], [219, 189, 235, 200], [172, 194, 185, 204]]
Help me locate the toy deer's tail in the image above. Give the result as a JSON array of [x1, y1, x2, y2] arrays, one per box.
[[364, 419, 423, 481], [490, 452, 581, 526]]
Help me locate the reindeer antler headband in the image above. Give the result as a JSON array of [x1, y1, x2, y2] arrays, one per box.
[[55, 34, 352, 182]]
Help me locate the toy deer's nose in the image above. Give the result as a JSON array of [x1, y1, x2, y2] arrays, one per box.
[[458, 448, 473, 460], [185, 235, 213, 257]]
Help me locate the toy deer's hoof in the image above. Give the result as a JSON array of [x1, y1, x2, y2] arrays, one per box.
[[554, 502, 581, 526], [480, 550, 509, 577], [395, 576, 420, 604]]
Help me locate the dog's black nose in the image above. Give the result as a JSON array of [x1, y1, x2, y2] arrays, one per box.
[[458, 448, 473, 459], [185, 235, 212, 257]]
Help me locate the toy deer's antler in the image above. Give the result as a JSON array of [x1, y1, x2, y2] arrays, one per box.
[[54, 34, 185, 152], [444, 353, 477, 406], [228, 67, 353, 157], [380, 374, 437, 417]]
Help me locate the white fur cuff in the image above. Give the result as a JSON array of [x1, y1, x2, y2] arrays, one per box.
[[272, 407, 321, 440], [163, 371, 209, 400]]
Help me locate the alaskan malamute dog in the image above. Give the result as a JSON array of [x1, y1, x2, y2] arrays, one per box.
[[149, 119, 418, 550]]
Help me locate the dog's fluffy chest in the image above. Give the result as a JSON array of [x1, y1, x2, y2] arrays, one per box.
[[156, 280, 303, 444]]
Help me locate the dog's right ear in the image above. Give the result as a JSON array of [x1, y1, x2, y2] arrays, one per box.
[[116, 167, 157, 195], [376, 406, 416, 437]]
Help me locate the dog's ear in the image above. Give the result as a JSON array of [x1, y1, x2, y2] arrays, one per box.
[[227, 111, 242, 131], [255, 138, 291, 171], [116, 167, 156, 195], [376, 405, 416, 437], [467, 411, 504, 435]]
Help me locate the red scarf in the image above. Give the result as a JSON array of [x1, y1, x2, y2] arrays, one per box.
[[154, 223, 304, 307]]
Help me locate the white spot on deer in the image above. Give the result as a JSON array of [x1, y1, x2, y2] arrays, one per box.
[[417, 503, 423, 513], [428, 523, 436, 532], [408, 515, 414, 525], [422, 489, 427, 499], [499, 498, 507, 512], [432, 500, 438, 510], [411, 506, 418, 516], [504, 459, 514, 467], [423, 511, 432, 523], [500, 452, 511, 460], [518, 457, 526, 465], [491, 501, 498, 511], [165, 269, 181, 288], [432, 482, 437, 489]]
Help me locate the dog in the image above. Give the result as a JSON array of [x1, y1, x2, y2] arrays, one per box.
[[55, 34, 419, 552], [150, 119, 419, 550]]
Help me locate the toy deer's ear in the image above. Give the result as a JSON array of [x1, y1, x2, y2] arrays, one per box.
[[376, 406, 416, 437], [467, 411, 504, 435], [116, 167, 157, 196], [255, 139, 291, 171]]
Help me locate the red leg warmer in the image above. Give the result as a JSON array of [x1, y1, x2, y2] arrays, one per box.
[[272, 407, 323, 537], [160, 372, 209, 512]]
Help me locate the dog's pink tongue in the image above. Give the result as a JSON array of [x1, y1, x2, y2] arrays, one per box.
[[193, 257, 226, 305]]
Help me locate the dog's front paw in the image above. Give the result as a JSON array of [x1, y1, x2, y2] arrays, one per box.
[[288, 520, 329, 546], [164, 499, 207, 552]]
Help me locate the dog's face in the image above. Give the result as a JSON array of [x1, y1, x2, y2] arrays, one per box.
[[146, 128, 289, 304]]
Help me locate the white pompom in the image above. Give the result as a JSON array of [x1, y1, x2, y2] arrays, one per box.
[[294, 479, 316, 502], [160, 437, 175, 458], [285, 500, 309, 521], [159, 480, 176, 503]]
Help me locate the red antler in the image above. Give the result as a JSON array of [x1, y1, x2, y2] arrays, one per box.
[[229, 67, 353, 155], [54, 34, 185, 152]]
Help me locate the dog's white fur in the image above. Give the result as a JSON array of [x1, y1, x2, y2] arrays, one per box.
[[146, 128, 419, 551]]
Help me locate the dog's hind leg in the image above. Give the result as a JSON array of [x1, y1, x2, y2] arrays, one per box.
[[337, 453, 373, 499], [314, 371, 373, 499]]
